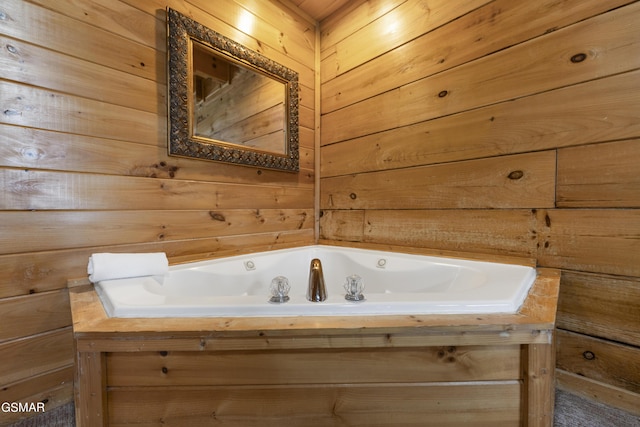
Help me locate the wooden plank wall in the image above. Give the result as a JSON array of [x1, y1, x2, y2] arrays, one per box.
[[319, 0, 640, 415], [0, 0, 315, 423]]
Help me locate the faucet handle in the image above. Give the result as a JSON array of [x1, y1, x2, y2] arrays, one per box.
[[344, 274, 365, 301], [269, 276, 290, 303]]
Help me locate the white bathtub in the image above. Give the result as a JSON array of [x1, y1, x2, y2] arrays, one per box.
[[94, 245, 537, 318]]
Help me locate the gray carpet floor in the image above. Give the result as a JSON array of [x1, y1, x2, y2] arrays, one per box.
[[6, 390, 640, 426], [554, 390, 640, 427]]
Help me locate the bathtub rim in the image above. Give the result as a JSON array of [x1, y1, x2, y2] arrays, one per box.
[[91, 243, 538, 318], [69, 241, 559, 341]]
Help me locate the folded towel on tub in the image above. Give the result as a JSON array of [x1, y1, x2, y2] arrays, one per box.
[[87, 252, 169, 282]]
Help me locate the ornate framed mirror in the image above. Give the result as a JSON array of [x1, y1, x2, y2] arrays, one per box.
[[167, 8, 299, 172]]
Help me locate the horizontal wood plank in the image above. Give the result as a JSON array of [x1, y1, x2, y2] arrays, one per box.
[[557, 139, 640, 207], [106, 346, 521, 386], [0, 290, 71, 342], [78, 329, 553, 353], [319, 210, 365, 242], [0, 34, 164, 115], [321, 151, 556, 209], [0, 209, 313, 255], [0, 169, 313, 211], [1, 0, 160, 82], [557, 271, 640, 347], [537, 209, 640, 276], [107, 383, 522, 426], [0, 125, 314, 185], [0, 328, 74, 386], [0, 81, 160, 145], [355, 209, 538, 258], [556, 329, 640, 394], [28, 0, 160, 50]]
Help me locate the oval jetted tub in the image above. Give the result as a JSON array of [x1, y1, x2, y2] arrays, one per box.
[[94, 245, 537, 318]]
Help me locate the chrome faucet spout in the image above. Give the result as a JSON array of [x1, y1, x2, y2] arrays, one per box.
[[307, 258, 327, 302]]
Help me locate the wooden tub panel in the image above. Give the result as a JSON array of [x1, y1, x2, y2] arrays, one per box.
[[107, 383, 522, 426], [106, 345, 521, 387]]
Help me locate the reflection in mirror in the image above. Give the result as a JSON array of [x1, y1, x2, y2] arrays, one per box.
[[192, 42, 287, 155], [167, 8, 299, 172]]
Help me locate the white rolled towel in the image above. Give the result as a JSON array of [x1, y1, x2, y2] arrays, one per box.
[[87, 252, 169, 282]]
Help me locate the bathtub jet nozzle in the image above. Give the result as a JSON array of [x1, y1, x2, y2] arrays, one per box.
[[307, 258, 327, 302]]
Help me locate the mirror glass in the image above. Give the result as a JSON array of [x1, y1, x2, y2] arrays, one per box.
[[167, 8, 299, 172]]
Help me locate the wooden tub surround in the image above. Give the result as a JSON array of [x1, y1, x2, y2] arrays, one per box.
[[70, 263, 560, 426]]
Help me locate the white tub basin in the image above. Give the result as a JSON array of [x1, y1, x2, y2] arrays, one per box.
[[94, 245, 536, 317]]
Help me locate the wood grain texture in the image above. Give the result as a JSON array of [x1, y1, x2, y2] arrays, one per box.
[[556, 329, 640, 394], [537, 209, 640, 277], [0, 290, 71, 342], [75, 352, 106, 427], [106, 346, 521, 386], [107, 383, 522, 426], [321, 71, 640, 177], [0, 366, 74, 425], [318, 0, 640, 413], [321, 1, 640, 142], [0, 329, 74, 386], [355, 209, 538, 258], [0, 0, 317, 415], [556, 271, 640, 346], [557, 139, 640, 208], [321, 151, 556, 209], [0, 0, 638, 420], [523, 343, 556, 427], [321, 0, 635, 112], [0, 209, 313, 255]]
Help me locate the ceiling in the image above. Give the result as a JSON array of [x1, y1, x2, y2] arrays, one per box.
[[288, 0, 353, 21]]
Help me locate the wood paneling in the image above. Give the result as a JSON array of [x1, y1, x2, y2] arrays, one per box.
[[2, 0, 639, 421], [0, 366, 74, 425], [106, 346, 521, 386], [319, 0, 640, 413], [321, 151, 556, 209], [557, 139, 640, 208], [321, 0, 489, 84], [537, 209, 640, 277], [0, 290, 71, 342], [321, 0, 634, 113], [322, 1, 640, 142], [556, 329, 640, 394], [0, 0, 316, 419], [321, 71, 640, 178], [557, 271, 640, 346], [0, 329, 74, 386], [321, 209, 539, 258], [107, 383, 522, 426]]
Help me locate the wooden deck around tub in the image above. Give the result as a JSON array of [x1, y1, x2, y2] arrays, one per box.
[[70, 265, 560, 426]]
